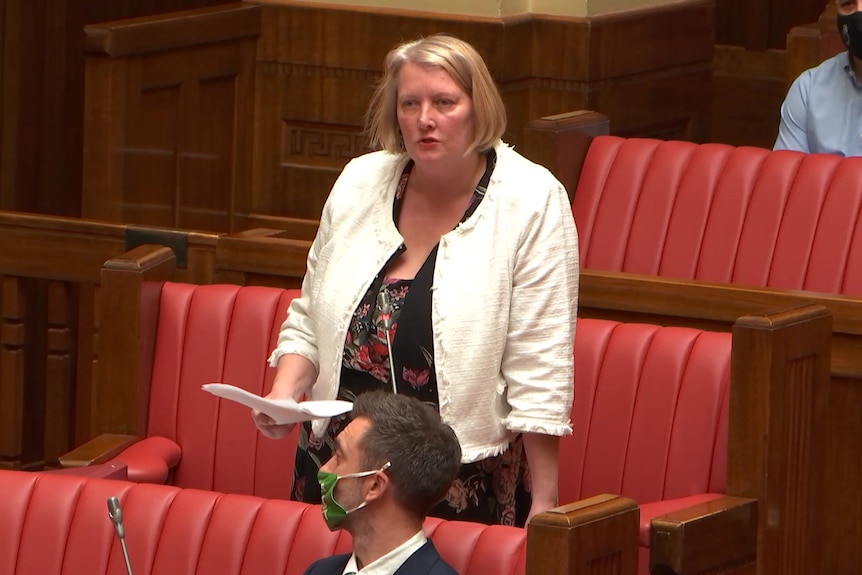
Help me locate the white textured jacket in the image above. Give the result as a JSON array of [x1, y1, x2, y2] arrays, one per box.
[[269, 140, 578, 462]]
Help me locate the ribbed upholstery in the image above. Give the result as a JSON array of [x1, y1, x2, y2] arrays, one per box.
[[107, 283, 301, 498], [564, 318, 731, 572], [574, 136, 862, 295], [0, 470, 525, 575]]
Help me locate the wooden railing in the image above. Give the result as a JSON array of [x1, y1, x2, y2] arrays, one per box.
[[520, 109, 862, 573], [0, 211, 228, 470], [0, 206, 316, 471]]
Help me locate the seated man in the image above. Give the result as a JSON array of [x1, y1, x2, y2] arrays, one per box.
[[774, 0, 862, 156], [305, 391, 462, 575]]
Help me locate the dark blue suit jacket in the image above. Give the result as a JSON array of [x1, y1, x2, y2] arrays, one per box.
[[303, 540, 458, 575]]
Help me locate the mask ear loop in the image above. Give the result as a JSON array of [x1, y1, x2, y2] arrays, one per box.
[[338, 462, 393, 513]]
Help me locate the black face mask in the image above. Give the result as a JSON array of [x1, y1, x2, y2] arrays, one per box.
[[838, 11, 862, 60]]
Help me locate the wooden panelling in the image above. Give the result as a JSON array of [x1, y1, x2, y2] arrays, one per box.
[[0, 0, 80, 215], [712, 2, 842, 150], [786, 5, 843, 86], [715, 0, 828, 50], [84, 3, 261, 56], [79, 1, 712, 226], [768, 0, 830, 49], [82, 4, 260, 232], [712, 44, 786, 148], [250, 0, 713, 220], [0, 278, 26, 466], [0, 0, 236, 217], [0, 0, 12, 210], [0, 211, 220, 470], [729, 306, 830, 575], [821, 374, 862, 574], [0, 210, 318, 469]]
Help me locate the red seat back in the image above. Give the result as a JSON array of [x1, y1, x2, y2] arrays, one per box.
[[147, 282, 300, 497], [0, 470, 525, 575], [574, 136, 862, 295], [561, 318, 730, 506]]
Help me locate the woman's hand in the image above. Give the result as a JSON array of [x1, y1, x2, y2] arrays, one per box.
[[252, 403, 297, 439], [252, 353, 316, 439], [526, 495, 559, 524], [252, 416, 294, 439]]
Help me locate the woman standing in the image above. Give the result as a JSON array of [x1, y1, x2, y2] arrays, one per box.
[[253, 34, 578, 526]]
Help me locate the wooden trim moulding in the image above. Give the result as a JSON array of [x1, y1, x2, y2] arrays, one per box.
[[84, 3, 262, 57]]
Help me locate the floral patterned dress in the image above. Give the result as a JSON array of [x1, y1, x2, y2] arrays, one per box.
[[290, 150, 532, 526]]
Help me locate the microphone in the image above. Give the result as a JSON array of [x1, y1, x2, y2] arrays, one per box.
[[376, 290, 398, 394], [107, 496, 134, 575]]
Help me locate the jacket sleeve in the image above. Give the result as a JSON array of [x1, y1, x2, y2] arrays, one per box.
[[500, 177, 578, 436], [267, 180, 338, 371]]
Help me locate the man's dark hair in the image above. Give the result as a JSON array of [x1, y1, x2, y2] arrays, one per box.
[[351, 391, 462, 516]]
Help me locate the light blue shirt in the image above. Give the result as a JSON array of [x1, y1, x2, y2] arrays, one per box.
[[774, 52, 862, 156]]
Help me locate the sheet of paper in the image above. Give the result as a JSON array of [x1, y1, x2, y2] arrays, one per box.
[[201, 383, 352, 425]]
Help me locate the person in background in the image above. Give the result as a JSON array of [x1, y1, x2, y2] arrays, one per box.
[[253, 33, 578, 527], [774, 0, 862, 155], [304, 391, 461, 575]]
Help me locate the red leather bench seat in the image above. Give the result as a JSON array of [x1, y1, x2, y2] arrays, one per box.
[[0, 470, 526, 575], [567, 319, 731, 573], [104, 283, 301, 498], [574, 136, 862, 294]]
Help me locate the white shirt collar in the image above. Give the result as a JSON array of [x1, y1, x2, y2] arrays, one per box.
[[342, 530, 427, 575]]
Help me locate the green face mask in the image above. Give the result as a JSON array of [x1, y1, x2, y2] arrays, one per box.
[[318, 461, 391, 530]]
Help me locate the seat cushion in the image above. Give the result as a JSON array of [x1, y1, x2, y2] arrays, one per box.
[[561, 317, 730, 560], [574, 135, 862, 295], [145, 283, 300, 497], [0, 470, 525, 575]]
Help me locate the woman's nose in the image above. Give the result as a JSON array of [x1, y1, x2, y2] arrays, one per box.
[[418, 104, 435, 129]]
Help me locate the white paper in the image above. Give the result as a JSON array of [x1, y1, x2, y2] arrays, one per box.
[[201, 383, 352, 425]]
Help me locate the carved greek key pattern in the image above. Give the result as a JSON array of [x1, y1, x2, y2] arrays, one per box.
[[281, 121, 369, 170], [260, 61, 380, 82]]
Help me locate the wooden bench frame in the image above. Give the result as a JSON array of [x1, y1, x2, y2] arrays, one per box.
[[522, 110, 862, 573], [0, 211, 222, 470], [0, 202, 829, 575], [0, 209, 312, 473]]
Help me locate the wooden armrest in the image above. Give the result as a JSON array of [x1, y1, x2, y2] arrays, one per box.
[[46, 462, 129, 480], [527, 494, 638, 575], [650, 495, 757, 575], [58, 433, 140, 468], [523, 110, 609, 202]]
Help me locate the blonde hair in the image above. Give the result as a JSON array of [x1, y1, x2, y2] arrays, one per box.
[[365, 34, 507, 154]]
